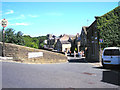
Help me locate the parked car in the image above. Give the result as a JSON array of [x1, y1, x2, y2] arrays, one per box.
[[102, 47, 120, 67]]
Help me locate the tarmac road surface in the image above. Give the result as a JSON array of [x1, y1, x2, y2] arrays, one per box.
[[1, 61, 120, 88]]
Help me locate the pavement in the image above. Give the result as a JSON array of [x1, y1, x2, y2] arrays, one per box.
[[67, 56, 102, 67], [0, 56, 102, 67], [0, 56, 17, 63], [0, 56, 13, 60], [89, 62, 102, 67]]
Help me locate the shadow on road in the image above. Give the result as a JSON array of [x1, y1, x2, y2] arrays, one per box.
[[102, 70, 120, 86], [93, 65, 120, 71], [93, 66, 120, 86], [68, 58, 87, 63]]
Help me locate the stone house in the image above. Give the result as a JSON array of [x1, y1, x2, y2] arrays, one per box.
[[44, 40, 47, 44], [79, 26, 88, 51], [76, 36, 81, 53], [55, 34, 71, 52], [68, 35, 76, 53], [71, 33, 80, 53], [86, 17, 99, 62], [46, 34, 58, 49]]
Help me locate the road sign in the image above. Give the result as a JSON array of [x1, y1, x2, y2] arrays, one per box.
[[99, 39, 103, 43], [1, 18, 8, 57], [1, 19, 8, 28]]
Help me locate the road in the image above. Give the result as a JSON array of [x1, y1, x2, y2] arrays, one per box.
[[1, 59, 120, 88]]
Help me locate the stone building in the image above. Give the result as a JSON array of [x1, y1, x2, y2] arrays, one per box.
[[55, 34, 71, 52], [76, 36, 81, 53], [72, 33, 81, 53], [46, 34, 58, 49], [79, 26, 88, 51], [69, 34, 77, 53], [86, 17, 99, 62]]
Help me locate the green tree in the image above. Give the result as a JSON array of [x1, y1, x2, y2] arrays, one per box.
[[16, 31, 24, 45], [5, 28, 16, 43], [23, 35, 33, 47], [5, 28, 24, 45], [23, 35, 39, 49], [2, 28, 47, 49], [38, 36, 47, 48]]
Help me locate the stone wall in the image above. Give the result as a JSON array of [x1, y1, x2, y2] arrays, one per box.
[[0, 42, 67, 63]]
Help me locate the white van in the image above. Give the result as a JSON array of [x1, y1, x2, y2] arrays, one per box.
[[102, 47, 120, 67]]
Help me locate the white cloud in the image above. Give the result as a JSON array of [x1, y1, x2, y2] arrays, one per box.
[[28, 14, 39, 18], [7, 14, 25, 20], [16, 23, 29, 26], [9, 22, 29, 26], [8, 14, 38, 20], [46, 12, 64, 16], [16, 14, 25, 19], [5, 10, 14, 15]]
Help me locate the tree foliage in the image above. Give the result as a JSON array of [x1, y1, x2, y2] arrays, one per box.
[[5, 28, 24, 45], [97, 6, 120, 48], [38, 36, 47, 43], [23, 35, 47, 49], [1, 28, 47, 49], [38, 36, 47, 48], [23, 35, 39, 49]]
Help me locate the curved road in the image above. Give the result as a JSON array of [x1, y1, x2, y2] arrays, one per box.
[[1, 60, 120, 88]]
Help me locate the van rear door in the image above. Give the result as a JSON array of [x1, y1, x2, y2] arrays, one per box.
[[103, 49, 120, 65]]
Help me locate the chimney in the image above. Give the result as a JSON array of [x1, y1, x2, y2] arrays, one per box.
[[95, 16, 100, 20]]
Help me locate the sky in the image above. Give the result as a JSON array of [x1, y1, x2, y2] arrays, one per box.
[[0, 1, 119, 37]]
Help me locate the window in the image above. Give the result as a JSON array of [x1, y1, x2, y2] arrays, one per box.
[[104, 49, 120, 56]]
